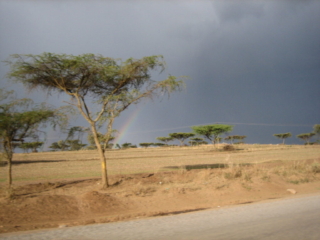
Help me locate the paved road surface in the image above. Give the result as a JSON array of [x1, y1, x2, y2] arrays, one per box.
[[1, 194, 320, 240]]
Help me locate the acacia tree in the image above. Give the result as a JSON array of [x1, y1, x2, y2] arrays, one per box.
[[235, 135, 247, 144], [7, 53, 184, 188], [49, 140, 70, 151], [224, 135, 236, 144], [66, 126, 88, 142], [273, 132, 292, 145], [139, 142, 153, 148], [0, 89, 67, 187], [121, 142, 137, 149], [189, 137, 207, 146], [313, 124, 320, 142], [66, 140, 87, 151], [156, 136, 174, 146], [18, 141, 43, 153], [153, 142, 165, 147], [191, 124, 233, 145], [169, 133, 195, 146], [297, 133, 315, 145], [87, 131, 115, 150]]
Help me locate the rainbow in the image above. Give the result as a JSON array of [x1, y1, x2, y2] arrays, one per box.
[[113, 107, 142, 146]]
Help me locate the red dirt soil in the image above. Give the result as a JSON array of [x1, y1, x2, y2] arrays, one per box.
[[1, 162, 320, 234]]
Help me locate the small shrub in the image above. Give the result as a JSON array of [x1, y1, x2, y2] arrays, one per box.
[[224, 169, 242, 179], [311, 163, 320, 174], [241, 183, 252, 190], [261, 174, 271, 181], [234, 169, 242, 178], [224, 172, 233, 179], [244, 173, 252, 182], [223, 144, 235, 151], [289, 178, 310, 184], [289, 180, 300, 185]]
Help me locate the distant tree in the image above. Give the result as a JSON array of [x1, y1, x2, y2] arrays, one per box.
[[297, 133, 315, 145], [7, 53, 184, 188], [189, 137, 207, 146], [49, 140, 69, 151], [225, 135, 236, 144], [122, 142, 137, 149], [313, 124, 320, 142], [87, 132, 114, 150], [153, 142, 166, 147], [235, 135, 247, 144], [216, 137, 223, 144], [191, 124, 233, 145], [169, 133, 195, 146], [156, 136, 174, 145], [0, 89, 67, 188], [66, 126, 88, 142], [273, 132, 292, 145], [18, 141, 43, 153], [139, 142, 154, 148], [66, 140, 87, 151]]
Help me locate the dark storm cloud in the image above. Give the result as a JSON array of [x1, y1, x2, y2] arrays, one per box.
[[0, 0, 319, 147]]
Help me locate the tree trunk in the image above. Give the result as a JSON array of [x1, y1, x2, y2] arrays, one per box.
[[103, 114, 115, 151], [90, 124, 109, 188], [8, 158, 12, 187], [4, 140, 13, 188]]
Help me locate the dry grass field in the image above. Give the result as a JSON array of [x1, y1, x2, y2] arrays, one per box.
[[0, 144, 320, 234], [1, 144, 320, 183]]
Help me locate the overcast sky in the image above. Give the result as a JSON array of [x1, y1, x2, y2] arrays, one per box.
[[1, 0, 319, 148]]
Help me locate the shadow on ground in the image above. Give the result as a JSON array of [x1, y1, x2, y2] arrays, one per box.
[[0, 160, 67, 167], [162, 163, 252, 171]]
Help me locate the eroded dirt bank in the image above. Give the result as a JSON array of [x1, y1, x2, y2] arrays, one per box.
[[1, 159, 320, 234]]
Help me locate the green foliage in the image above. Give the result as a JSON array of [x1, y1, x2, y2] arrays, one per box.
[[18, 141, 43, 153], [313, 124, 320, 141], [224, 135, 236, 144], [66, 126, 88, 141], [122, 142, 137, 149], [191, 124, 233, 144], [87, 132, 109, 147], [0, 88, 67, 186], [6, 53, 185, 188], [273, 132, 292, 144], [189, 137, 208, 146], [49, 140, 69, 151], [153, 142, 166, 147], [156, 136, 174, 145], [297, 133, 315, 144], [66, 140, 87, 151], [168, 133, 195, 146], [139, 142, 154, 148], [235, 136, 246, 144], [224, 135, 246, 144]]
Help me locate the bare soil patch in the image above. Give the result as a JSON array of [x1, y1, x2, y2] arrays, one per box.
[[1, 157, 320, 234]]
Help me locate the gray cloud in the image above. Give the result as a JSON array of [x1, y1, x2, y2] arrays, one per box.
[[0, 0, 319, 147]]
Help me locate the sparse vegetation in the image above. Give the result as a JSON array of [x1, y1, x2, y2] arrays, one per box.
[[168, 133, 195, 146], [7, 53, 185, 188], [191, 124, 233, 145], [273, 132, 292, 145], [297, 133, 315, 145], [0, 89, 68, 187], [223, 144, 235, 151], [0, 144, 320, 233]]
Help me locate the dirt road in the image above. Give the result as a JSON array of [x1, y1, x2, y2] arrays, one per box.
[[1, 193, 320, 240]]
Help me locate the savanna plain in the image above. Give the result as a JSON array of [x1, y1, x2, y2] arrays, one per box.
[[0, 144, 320, 234]]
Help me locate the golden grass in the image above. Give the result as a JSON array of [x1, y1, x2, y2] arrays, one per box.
[[1, 144, 319, 184]]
